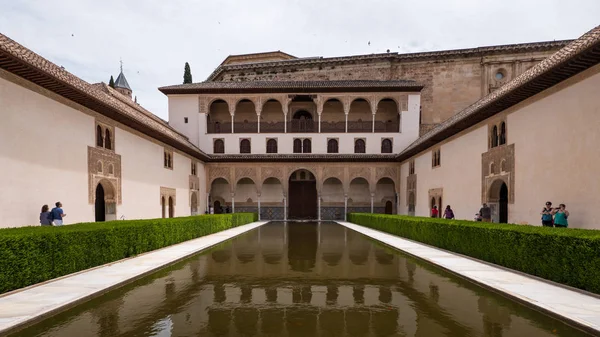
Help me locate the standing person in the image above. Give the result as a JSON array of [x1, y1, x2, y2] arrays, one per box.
[[431, 205, 439, 218], [50, 202, 66, 226], [444, 205, 455, 219], [479, 203, 491, 222], [540, 201, 554, 227], [39, 205, 52, 226], [552, 204, 569, 228]]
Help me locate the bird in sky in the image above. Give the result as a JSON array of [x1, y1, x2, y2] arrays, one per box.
[[368, 41, 371, 46]]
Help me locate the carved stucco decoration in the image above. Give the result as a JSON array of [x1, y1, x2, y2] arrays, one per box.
[[235, 167, 258, 185], [376, 167, 397, 182], [209, 166, 232, 185], [160, 187, 176, 205], [482, 143, 515, 204], [261, 166, 284, 184], [189, 175, 200, 191], [406, 174, 417, 207], [88, 146, 122, 205]]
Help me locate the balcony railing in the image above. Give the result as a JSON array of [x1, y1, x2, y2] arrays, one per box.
[[347, 120, 373, 133], [261, 121, 285, 133], [233, 121, 258, 133], [207, 120, 399, 133], [374, 121, 400, 133], [207, 121, 232, 134], [288, 120, 316, 133], [320, 121, 345, 133]]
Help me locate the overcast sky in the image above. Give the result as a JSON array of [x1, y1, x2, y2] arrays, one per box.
[[1, 1, 599, 119]]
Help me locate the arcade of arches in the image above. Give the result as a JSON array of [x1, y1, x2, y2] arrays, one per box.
[[207, 163, 399, 220]]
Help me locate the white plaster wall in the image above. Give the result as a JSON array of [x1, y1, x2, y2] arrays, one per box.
[[117, 128, 194, 220], [509, 66, 600, 228], [0, 76, 94, 227], [168, 95, 199, 146]]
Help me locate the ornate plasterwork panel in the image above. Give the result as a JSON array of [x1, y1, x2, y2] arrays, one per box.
[[189, 175, 200, 191], [348, 167, 371, 183], [209, 166, 232, 185], [160, 187, 176, 205], [406, 174, 417, 206], [376, 167, 397, 182], [322, 166, 345, 182], [235, 167, 258, 184], [482, 143, 515, 204], [261, 166, 284, 184], [88, 146, 121, 205]]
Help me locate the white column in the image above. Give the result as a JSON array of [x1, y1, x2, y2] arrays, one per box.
[[284, 113, 287, 133], [370, 193, 374, 213], [231, 115, 234, 134], [396, 192, 399, 215], [318, 114, 322, 133], [317, 193, 321, 221], [372, 114, 376, 133], [345, 113, 349, 133], [344, 194, 348, 221], [257, 194, 261, 220], [231, 193, 235, 213], [283, 196, 287, 220], [206, 193, 210, 213], [257, 117, 261, 133]]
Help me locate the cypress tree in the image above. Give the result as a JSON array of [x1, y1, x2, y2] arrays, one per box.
[[183, 62, 193, 84], [108, 75, 115, 88]]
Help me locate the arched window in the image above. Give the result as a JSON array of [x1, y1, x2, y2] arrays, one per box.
[[327, 139, 339, 153], [354, 139, 366, 153], [191, 162, 196, 175], [490, 162, 495, 175], [240, 139, 251, 153], [96, 161, 103, 173], [293, 139, 302, 153], [161, 196, 166, 218], [167, 154, 172, 168], [501, 160, 507, 172], [164, 152, 168, 167], [492, 125, 499, 148], [168, 196, 174, 218], [266, 139, 278, 153], [108, 164, 114, 175], [96, 125, 103, 147], [302, 139, 312, 153], [213, 139, 224, 154], [381, 139, 392, 153], [105, 129, 112, 150], [500, 122, 506, 145]]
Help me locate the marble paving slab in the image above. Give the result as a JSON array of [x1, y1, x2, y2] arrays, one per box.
[[0, 221, 268, 335], [335, 221, 600, 334]]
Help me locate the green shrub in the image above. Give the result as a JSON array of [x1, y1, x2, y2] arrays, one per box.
[[348, 213, 600, 294], [0, 213, 257, 294]]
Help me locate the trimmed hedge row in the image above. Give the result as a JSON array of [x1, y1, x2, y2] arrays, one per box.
[[348, 213, 600, 294], [0, 213, 257, 294]]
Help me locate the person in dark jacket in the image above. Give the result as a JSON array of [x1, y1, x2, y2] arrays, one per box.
[[479, 203, 492, 222], [444, 205, 455, 219], [39, 205, 52, 226]]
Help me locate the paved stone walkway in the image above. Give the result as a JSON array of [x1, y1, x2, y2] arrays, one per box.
[[0, 221, 268, 335], [336, 221, 600, 335]]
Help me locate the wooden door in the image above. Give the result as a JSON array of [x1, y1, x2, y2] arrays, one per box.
[[289, 181, 317, 219]]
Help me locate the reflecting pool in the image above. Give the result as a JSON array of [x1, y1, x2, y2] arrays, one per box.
[[10, 222, 590, 336]]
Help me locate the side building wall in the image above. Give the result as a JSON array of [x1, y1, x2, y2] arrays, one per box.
[[0, 70, 205, 228], [398, 64, 600, 229]]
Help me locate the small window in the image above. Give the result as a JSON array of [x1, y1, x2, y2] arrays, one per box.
[[354, 139, 366, 154], [490, 162, 495, 175], [381, 139, 392, 153], [432, 149, 441, 167], [108, 164, 114, 175], [409, 161, 415, 175], [302, 139, 311, 153], [266, 139, 278, 153], [495, 72, 504, 80], [184, 117, 189, 124], [213, 139, 224, 154], [499, 122, 506, 145], [96, 125, 103, 147], [327, 139, 339, 154], [97, 161, 103, 173], [191, 162, 197, 176], [105, 129, 112, 150], [293, 139, 302, 153], [164, 150, 173, 169], [240, 139, 251, 153], [491, 125, 499, 148], [501, 160, 507, 172]]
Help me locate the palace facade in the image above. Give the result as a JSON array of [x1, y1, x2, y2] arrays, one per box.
[[1, 25, 599, 228]]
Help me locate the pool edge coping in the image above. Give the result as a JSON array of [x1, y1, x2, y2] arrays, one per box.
[[0, 221, 268, 336], [335, 221, 600, 336]]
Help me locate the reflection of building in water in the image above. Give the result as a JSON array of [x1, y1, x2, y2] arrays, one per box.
[[30, 224, 566, 337]]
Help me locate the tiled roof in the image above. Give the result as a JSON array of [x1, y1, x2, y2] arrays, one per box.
[[159, 80, 422, 95], [0, 33, 210, 161], [397, 26, 600, 162], [207, 40, 573, 80]]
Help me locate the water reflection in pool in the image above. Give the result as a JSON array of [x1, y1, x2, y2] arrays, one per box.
[[11, 222, 589, 337]]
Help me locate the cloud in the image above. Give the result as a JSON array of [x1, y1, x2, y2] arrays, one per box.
[[1, 0, 599, 119]]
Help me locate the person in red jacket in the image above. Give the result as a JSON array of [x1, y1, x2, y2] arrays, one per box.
[[431, 205, 439, 218]]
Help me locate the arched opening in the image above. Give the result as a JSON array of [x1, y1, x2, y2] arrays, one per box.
[[96, 161, 103, 174], [381, 139, 392, 153], [168, 196, 174, 218], [261, 99, 285, 133], [348, 177, 370, 213], [240, 139, 251, 153], [375, 99, 399, 132], [95, 184, 106, 222], [293, 138, 302, 153], [96, 125, 104, 147], [375, 177, 395, 214], [431, 197, 437, 217], [208, 99, 231, 133], [491, 125, 499, 148], [321, 98, 345, 132], [438, 196, 442, 215], [500, 160, 506, 173], [489, 179, 509, 223], [322, 177, 344, 220], [191, 192, 198, 215], [234, 99, 257, 133], [95, 180, 116, 222], [327, 139, 339, 153], [288, 169, 317, 219], [302, 139, 311, 153], [490, 162, 496, 175], [161, 196, 166, 218], [213, 139, 225, 154], [261, 177, 284, 220], [235, 178, 258, 214], [266, 139, 277, 153], [354, 139, 366, 153], [291, 110, 314, 132], [108, 164, 114, 175], [385, 201, 393, 214], [105, 129, 112, 150], [500, 122, 506, 145], [348, 98, 372, 132], [210, 178, 230, 214], [408, 192, 415, 216]]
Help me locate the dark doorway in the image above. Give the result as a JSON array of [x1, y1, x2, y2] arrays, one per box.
[[385, 201, 393, 214], [214, 200, 222, 214], [499, 183, 508, 223], [95, 184, 105, 222], [288, 170, 317, 219], [169, 197, 174, 218]]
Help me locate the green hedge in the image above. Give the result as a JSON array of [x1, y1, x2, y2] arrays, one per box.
[[348, 213, 600, 294], [0, 213, 257, 294]]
